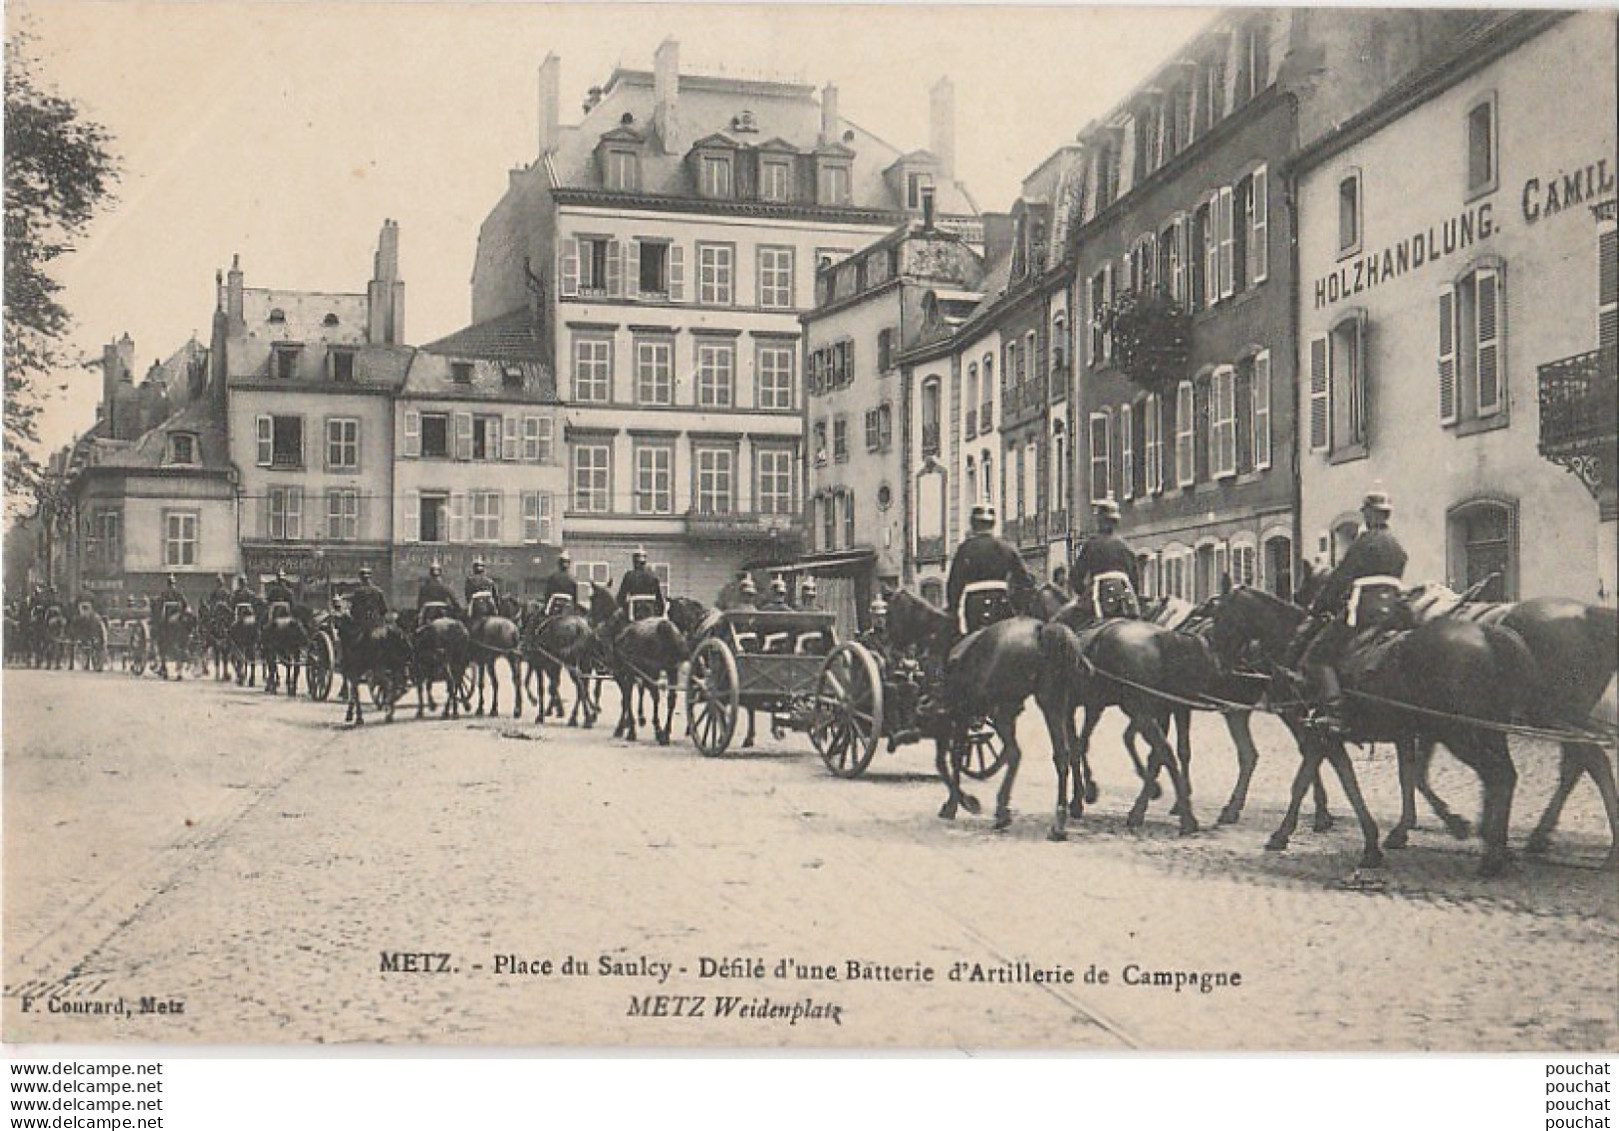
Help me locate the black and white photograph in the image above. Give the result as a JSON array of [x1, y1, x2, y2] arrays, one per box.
[[3, 0, 1616, 1083]]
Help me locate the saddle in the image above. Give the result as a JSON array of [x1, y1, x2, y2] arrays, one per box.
[[625, 596, 659, 623], [1089, 571, 1141, 621], [959, 581, 1013, 635], [419, 601, 452, 624], [544, 593, 576, 617]]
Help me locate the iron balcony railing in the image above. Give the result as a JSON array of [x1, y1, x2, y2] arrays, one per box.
[[1538, 346, 1617, 455]]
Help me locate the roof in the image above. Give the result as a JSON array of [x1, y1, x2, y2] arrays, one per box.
[[73, 401, 230, 476], [410, 310, 556, 401]]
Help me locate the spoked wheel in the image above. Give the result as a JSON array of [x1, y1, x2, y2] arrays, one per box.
[[456, 664, 476, 707], [128, 622, 148, 676], [370, 672, 406, 709], [957, 718, 1008, 781], [686, 637, 739, 757], [305, 632, 335, 701], [811, 642, 885, 779]]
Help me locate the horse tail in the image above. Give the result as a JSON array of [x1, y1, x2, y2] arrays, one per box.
[[1036, 620, 1088, 705]]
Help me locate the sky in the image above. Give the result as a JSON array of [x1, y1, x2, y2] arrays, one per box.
[[12, 0, 1215, 455]]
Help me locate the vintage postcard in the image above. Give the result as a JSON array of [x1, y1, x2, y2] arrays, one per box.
[[4, 2, 1616, 1055]]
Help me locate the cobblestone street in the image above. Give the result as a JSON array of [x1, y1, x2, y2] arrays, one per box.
[[5, 667, 1616, 1051]]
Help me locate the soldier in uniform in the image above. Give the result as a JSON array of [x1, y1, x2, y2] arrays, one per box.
[[797, 577, 821, 611], [716, 569, 751, 611], [1296, 488, 1409, 733], [230, 574, 255, 606], [264, 569, 296, 608], [348, 566, 389, 631], [756, 576, 792, 611], [542, 552, 578, 612], [156, 572, 190, 617], [945, 502, 1033, 635], [416, 563, 460, 619], [465, 558, 501, 607], [616, 548, 665, 620], [206, 572, 233, 611], [732, 576, 759, 610], [1070, 497, 1141, 621]]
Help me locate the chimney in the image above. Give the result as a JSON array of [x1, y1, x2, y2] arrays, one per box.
[[537, 53, 561, 155], [368, 219, 405, 346], [226, 255, 244, 328], [820, 83, 840, 147], [981, 212, 1016, 269], [101, 338, 122, 433], [930, 77, 956, 180], [653, 38, 681, 154]]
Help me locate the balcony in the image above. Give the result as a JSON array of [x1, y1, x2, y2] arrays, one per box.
[[685, 509, 806, 545], [1538, 346, 1616, 510]]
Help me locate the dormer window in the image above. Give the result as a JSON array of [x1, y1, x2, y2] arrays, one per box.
[[322, 312, 340, 327], [166, 432, 198, 467], [451, 361, 474, 385], [502, 364, 524, 389], [818, 160, 852, 206], [906, 171, 934, 211], [329, 346, 357, 383], [699, 153, 734, 198], [268, 308, 286, 324], [271, 343, 301, 380], [605, 149, 639, 192], [760, 157, 793, 203], [732, 110, 759, 133]]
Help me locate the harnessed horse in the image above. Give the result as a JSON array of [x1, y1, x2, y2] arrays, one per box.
[[522, 584, 613, 727], [259, 600, 308, 696], [600, 599, 687, 746], [404, 603, 471, 720], [67, 601, 108, 671], [151, 599, 196, 680], [466, 590, 524, 718]]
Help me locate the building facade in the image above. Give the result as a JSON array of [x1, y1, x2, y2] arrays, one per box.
[[1294, 11, 1617, 603], [222, 222, 411, 599], [467, 40, 979, 602], [390, 310, 566, 606]]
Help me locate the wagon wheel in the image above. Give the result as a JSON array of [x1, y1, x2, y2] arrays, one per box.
[[686, 637, 739, 757], [456, 663, 476, 706], [128, 621, 148, 676], [958, 718, 1007, 781], [305, 632, 335, 701], [810, 642, 885, 778]]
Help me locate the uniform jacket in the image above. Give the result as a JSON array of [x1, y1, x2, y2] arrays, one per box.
[[616, 567, 665, 610], [1311, 528, 1408, 616], [416, 577, 458, 611], [1071, 533, 1140, 592], [946, 532, 1032, 615]]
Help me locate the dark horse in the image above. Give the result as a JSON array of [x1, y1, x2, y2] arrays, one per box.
[[332, 610, 413, 725], [259, 600, 309, 696], [401, 606, 471, 720], [67, 601, 108, 671], [600, 607, 687, 745], [151, 603, 196, 680], [1400, 588, 1619, 867], [882, 589, 1083, 838], [523, 586, 615, 727], [466, 592, 524, 718], [1208, 586, 1539, 875]]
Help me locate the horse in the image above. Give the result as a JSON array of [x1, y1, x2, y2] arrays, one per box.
[[197, 599, 235, 681], [32, 603, 68, 669], [151, 603, 196, 680], [1207, 586, 1540, 876], [331, 610, 414, 725], [522, 586, 614, 727], [882, 588, 1084, 838], [401, 606, 471, 720], [1400, 587, 1619, 867], [600, 606, 687, 745], [466, 591, 524, 718], [259, 600, 309, 696], [223, 599, 263, 686], [67, 601, 108, 671]]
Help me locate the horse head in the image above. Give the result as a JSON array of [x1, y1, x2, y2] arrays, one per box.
[[883, 587, 952, 654], [1207, 586, 1304, 672], [665, 596, 709, 637]]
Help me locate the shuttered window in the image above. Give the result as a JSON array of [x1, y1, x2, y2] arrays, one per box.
[[1174, 380, 1195, 487], [1088, 412, 1112, 503], [1475, 267, 1501, 417], [1119, 402, 1134, 500], [1211, 365, 1237, 478], [1144, 392, 1163, 495], [1309, 336, 1330, 451], [1600, 221, 1618, 350], [1438, 286, 1458, 423], [1249, 165, 1269, 284], [1252, 349, 1272, 470]]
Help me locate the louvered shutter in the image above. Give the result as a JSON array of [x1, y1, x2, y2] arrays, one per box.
[[1203, 195, 1220, 309], [1089, 412, 1111, 502], [1119, 251, 1133, 296], [605, 239, 622, 296], [1119, 403, 1134, 499], [286, 488, 302, 540], [538, 493, 554, 542], [1176, 381, 1195, 486], [256, 415, 273, 466], [453, 412, 473, 461], [1250, 165, 1269, 284], [1103, 263, 1115, 361], [1600, 222, 1618, 350], [404, 490, 419, 543], [1213, 366, 1236, 477], [625, 239, 640, 299], [1144, 393, 1161, 494], [502, 414, 519, 461], [560, 238, 579, 297], [449, 492, 466, 543], [1219, 186, 1236, 299], [404, 409, 420, 458], [1438, 287, 1458, 424], [667, 244, 686, 302], [1309, 335, 1331, 450], [1476, 268, 1501, 416], [522, 492, 539, 543], [1253, 349, 1272, 470]]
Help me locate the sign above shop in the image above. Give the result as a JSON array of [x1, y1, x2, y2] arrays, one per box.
[[1312, 201, 1493, 310], [1521, 157, 1615, 225]]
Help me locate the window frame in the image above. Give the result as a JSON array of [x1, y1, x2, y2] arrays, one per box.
[[693, 445, 736, 515], [326, 488, 360, 542], [163, 509, 200, 568], [572, 335, 614, 404], [755, 341, 795, 410], [696, 242, 735, 306], [325, 416, 360, 473], [757, 245, 795, 309], [755, 445, 796, 516], [634, 336, 674, 406], [695, 338, 736, 408], [1338, 168, 1363, 260], [1465, 92, 1499, 201], [633, 440, 675, 516], [571, 441, 613, 514], [469, 489, 502, 543], [267, 486, 302, 542]]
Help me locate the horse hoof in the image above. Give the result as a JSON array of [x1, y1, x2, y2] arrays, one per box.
[[1264, 835, 1289, 852], [993, 812, 1012, 832], [1525, 833, 1551, 856], [657, 733, 670, 747], [1047, 827, 1067, 843], [1383, 828, 1409, 850], [1443, 815, 1473, 841], [1218, 807, 1241, 826], [475, 707, 486, 717], [1068, 801, 1084, 820], [1083, 782, 1099, 805], [937, 802, 957, 821], [1313, 813, 1336, 834], [1361, 848, 1386, 870], [1125, 810, 1145, 830], [1478, 853, 1510, 879], [1178, 817, 1201, 837]]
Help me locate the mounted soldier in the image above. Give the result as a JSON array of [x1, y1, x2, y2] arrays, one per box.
[[1070, 497, 1141, 622], [541, 552, 580, 617], [416, 563, 460, 621], [945, 502, 1033, 636], [264, 568, 296, 609], [156, 573, 190, 619], [348, 566, 390, 632], [1295, 487, 1409, 733], [616, 547, 665, 622], [465, 558, 501, 608], [205, 572, 232, 611]]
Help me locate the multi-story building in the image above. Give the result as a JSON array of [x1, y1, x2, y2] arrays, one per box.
[[1071, 9, 1490, 604], [222, 221, 411, 598], [390, 309, 566, 605], [467, 39, 978, 600], [1294, 10, 1617, 603], [800, 206, 984, 625]]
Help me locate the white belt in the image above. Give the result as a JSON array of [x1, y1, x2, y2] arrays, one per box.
[[1347, 575, 1401, 628], [960, 580, 1009, 634], [1091, 570, 1135, 619]]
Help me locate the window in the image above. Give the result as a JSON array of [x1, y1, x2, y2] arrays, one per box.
[[521, 415, 554, 464], [1310, 314, 1368, 454], [1144, 392, 1163, 494], [634, 443, 674, 515], [635, 338, 674, 405], [696, 340, 735, 407], [756, 342, 795, 409], [1231, 538, 1258, 589], [606, 149, 639, 191], [1088, 264, 1114, 364], [700, 154, 733, 198], [1051, 314, 1068, 372], [255, 414, 304, 469], [1216, 185, 1236, 300], [471, 414, 507, 461], [1467, 95, 1497, 198], [758, 246, 794, 308], [272, 344, 300, 381], [695, 447, 734, 514], [906, 171, 934, 210], [1245, 166, 1269, 285], [1211, 365, 1237, 478], [843, 490, 855, 547], [1198, 54, 1225, 134], [1264, 534, 1293, 599], [165, 433, 197, 467], [818, 162, 851, 206], [1448, 498, 1516, 602], [757, 447, 794, 515], [965, 458, 977, 509], [863, 403, 893, 452], [521, 492, 555, 544], [833, 416, 849, 463], [418, 492, 448, 543], [980, 356, 993, 430], [634, 240, 671, 297], [573, 336, 613, 403], [573, 235, 620, 296], [1237, 21, 1269, 106], [451, 361, 473, 385], [325, 417, 359, 471], [760, 158, 792, 203], [1175, 380, 1195, 486], [163, 510, 198, 567], [267, 487, 302, 541], [469, 491, 501, 543], [981, 451, 993, 503], [1023, 439, 1039, 519], [330, 348, 356, 383], [966, 364, 980, 437], [326, 489, 359, 541], [572, 443, 611, 513], [1251, 349, 1272, 470], [1116, 405, 1132, 500], [88, 509, 121, 568], [813, 421, 828, 466], [1440, 266, 1505, 426], [420, 413, 449, 458], [697, 243, 734, 305], [1159, 217, 1187, 303], [1602, 220, 1618, 350], [1087, 411, 1112, 503], [1339, 171, 1362, 256]]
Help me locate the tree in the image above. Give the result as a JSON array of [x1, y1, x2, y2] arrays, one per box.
[[4, 28, 118, 506], [1103, 286, 1191, 395]]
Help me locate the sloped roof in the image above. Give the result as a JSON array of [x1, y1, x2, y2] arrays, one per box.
[[412, 309, 557, 402], [421, 308, 547, 363], [77, 401, 230, 475]]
